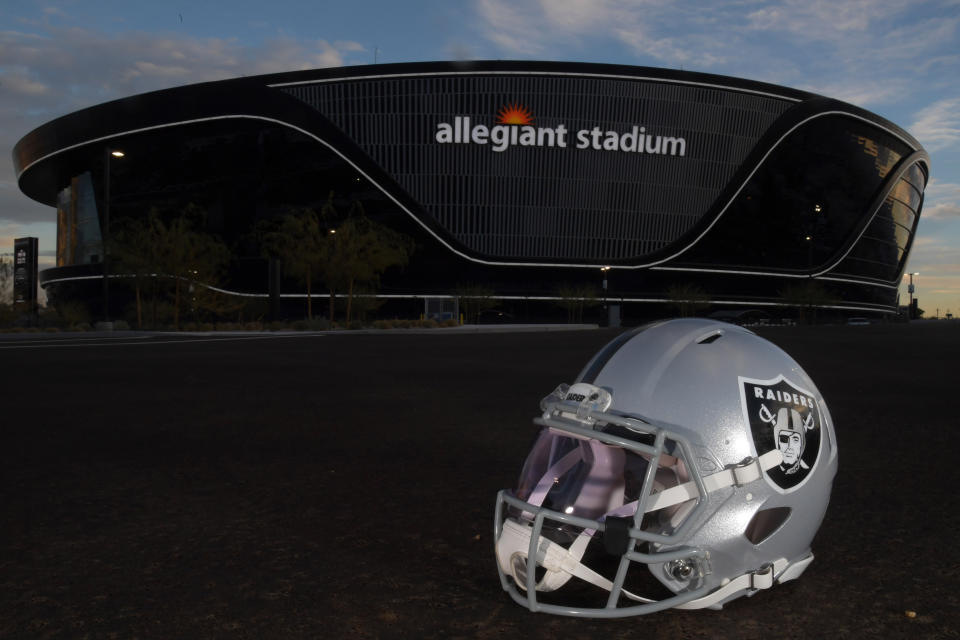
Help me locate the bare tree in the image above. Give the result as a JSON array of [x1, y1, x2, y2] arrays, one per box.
[[666, 282, 711, 317], [555, 283, 600, 323], [455, 284, 497, 324], [780, 281, 836, 324], [0, 255, 13, 327]]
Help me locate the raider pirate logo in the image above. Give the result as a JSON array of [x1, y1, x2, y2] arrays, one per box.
[[739, 375, 822, 492]]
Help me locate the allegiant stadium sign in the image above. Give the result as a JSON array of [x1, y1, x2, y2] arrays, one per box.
[[434, 103, 687, 156]]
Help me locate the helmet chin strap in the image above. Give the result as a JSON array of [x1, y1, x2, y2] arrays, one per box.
[[498, 449, 787, 609]]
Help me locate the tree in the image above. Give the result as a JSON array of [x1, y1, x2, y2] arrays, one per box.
[[259, 203, 332, 321], [0, 254, 11, 303], [324, 201, 414, 323], [259, 194, 413, 324], [455, 284, 497, 324], [779, 280, 836, 324], [111, 210, 164, 329], [0, 255, 13, 327], [665, 282, 711, 317], [555, 283, 600, 323], [157, 205, 231, 330], [113, 205, 231, 330]]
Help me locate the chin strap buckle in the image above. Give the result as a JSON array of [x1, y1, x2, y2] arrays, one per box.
[[676, 558, 789, 610], [749, 563, 775, 590], [731, 457, 763, 487]]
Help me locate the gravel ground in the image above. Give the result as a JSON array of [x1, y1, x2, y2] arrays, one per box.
[[1, 322, 957, 638]]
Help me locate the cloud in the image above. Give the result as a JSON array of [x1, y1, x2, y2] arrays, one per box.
[[0, 24, 364, 227], [910, 98, 960, 152], [472, 0, 729, 67], [796, 81, 902, 107], [1, 70, 51, 96], [745, 0, 905, 36], [924, 202, 960, 219], [920, 179, 960, 219], [0, 26, 364, 116], [468, 0, 959, 117], [474, 0, 546, 55]]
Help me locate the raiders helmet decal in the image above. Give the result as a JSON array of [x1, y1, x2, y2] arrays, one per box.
[[739, 375, 823, 492]]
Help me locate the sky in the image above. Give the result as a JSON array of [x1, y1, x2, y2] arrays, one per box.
[[2, 0, 959, 315]]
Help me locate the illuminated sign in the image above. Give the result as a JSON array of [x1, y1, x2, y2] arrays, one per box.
[[435, 104, 687, 156], [13, 237, 38, 307]]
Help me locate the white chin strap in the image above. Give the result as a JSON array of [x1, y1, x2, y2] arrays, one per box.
[[497, 449, 804, 609]]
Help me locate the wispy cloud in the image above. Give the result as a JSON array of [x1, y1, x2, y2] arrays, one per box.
[[469, 0, 959, 112], [921, 179, 960, 219], [910, 98, 960, 152], [472, 0, 731, 67], [798, 81, 902, 107], [745, 0, 905, 36]]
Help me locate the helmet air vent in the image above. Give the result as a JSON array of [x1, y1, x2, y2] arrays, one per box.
[[744, 506, 792, 544], [697, 330, 724, 345]]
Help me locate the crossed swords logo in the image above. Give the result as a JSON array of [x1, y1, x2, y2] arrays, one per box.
[[758, 404, 815, 431]]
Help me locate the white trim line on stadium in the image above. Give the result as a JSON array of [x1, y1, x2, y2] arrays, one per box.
[[653, 266, 901, 289], [40, 271, 902, 294], [267, 70, 805, 103], [17, 109, 925, 274], [38, 274, 896, 314]]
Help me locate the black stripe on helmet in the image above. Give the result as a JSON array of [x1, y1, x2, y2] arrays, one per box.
[[578, 321, 664, 384]]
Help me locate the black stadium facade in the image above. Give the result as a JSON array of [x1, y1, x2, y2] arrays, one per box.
[[13, 61, 929, 321]]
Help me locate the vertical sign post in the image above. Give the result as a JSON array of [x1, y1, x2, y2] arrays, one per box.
[[13, 237, 39, 315]]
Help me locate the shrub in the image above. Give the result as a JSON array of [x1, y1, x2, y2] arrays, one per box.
[[54, 301, 91, 327]]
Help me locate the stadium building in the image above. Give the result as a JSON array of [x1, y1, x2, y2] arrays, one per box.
[[13, 61, 929, 322]]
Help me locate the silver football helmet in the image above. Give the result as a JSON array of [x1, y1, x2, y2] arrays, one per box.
[[494, 318, 838, 617]]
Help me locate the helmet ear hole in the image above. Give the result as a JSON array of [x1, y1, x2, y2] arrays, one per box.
[[744, 507, 792, 544]]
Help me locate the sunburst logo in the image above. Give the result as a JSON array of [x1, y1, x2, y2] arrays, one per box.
[[496, 103, 534, 125]]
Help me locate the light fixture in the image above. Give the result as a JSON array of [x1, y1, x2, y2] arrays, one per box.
[[111, 150, 125, 158], [805, 235, 812, 241], [813, 204, 822, 213]]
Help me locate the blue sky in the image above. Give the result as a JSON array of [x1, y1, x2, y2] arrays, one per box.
[[2, 0, 958, 314]]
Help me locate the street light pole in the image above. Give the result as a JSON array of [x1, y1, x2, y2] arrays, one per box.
[[908, 271, 919, 319]]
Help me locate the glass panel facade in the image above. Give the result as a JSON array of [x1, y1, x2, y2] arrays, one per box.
[[283, 75, 794, 261], [675, 115, 912, 274], [55, 171, 103, 267], [831, 161, 926, 282]]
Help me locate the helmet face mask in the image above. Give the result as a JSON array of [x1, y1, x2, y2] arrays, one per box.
[[493, 319, 838, 617]]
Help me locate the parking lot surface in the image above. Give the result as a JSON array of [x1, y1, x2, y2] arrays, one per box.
[[1, 322, 958, 638]]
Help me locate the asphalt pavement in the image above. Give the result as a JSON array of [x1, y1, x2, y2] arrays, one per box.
[[1, 322, 957, 638]]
